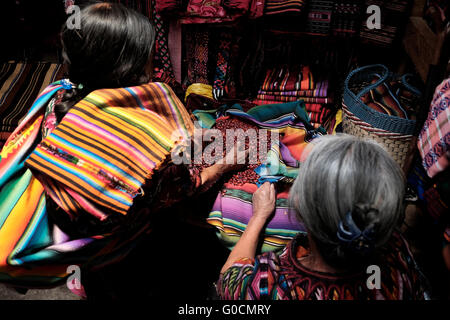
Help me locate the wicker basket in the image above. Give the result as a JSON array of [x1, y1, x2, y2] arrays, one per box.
[[342, 64, 419, 169]]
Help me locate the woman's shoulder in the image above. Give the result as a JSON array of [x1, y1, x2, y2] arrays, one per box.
[[377, 231, 431, 299]]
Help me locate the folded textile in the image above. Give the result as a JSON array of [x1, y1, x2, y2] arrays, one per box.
[[258, 81, 329, 97], [208, 189, 306, 252], [260, 66, 315, 91], [253, 99, 331, 128], [255, 95, 331, 104]]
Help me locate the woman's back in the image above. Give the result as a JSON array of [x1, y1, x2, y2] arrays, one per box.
[[218, 232, 429, 300]]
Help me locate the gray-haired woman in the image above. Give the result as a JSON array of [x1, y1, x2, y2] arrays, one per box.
[[217, 134, 430, 300]]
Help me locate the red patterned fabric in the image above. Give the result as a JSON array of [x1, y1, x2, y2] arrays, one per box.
[[418, 77, 450, 178]]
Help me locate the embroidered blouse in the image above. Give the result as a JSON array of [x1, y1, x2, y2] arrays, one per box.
[[217, 232, 430, 300]]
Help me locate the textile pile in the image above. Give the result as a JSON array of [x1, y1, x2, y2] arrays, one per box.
[[254, 65, 333, 129], [192, 102, 326, 252]]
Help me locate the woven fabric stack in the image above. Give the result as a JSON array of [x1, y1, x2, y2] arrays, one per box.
[[0, 61, 63, 148], [253, 65, 332, 128]]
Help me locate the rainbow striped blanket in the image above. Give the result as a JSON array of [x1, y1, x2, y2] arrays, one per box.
[[0, 81, 193, 287]]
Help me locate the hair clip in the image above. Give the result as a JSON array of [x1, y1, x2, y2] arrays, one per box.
[[337, 210, 376, 255], [61, 79, 74, 90]]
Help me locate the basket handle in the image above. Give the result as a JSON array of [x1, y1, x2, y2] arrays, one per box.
[[344, 64, 390, 100], [401, 74, 422, 97]]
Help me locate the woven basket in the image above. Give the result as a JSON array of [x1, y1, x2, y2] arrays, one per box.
[[342, 64, 419, 169]]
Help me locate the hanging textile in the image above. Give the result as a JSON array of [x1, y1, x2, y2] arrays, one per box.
[[152, 0, 176, 82], [304, 0, 334, 35], [417, 77, 450, 179], [0, 62, 64, 148], [213, 30, 233, 100], [185, 27, 210, 85]]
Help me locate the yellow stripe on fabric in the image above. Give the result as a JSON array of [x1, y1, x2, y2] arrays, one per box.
[[55, 122, 148, 182], [96, 87, 178, 148], [7, 191, 47, 265], [0, 63, 24, 103], [35, 147, 133, 204], [0, 174, 44, 265], [106, 107, 174, 150], [27, 151, 131, 214], [70, 101, 166, 166], [45, 132, 141, 190]]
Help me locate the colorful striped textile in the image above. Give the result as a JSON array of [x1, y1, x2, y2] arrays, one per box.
[[0, 80, 76, 287], [264, 0, 305, 15], [252, 100, 332, 129], [254, 96, 330, 104], [208, 189, 306, 252], [256, 66, 333, 128], [199, 101, 324, 253], [417, 77, 450, 178], [26, 82, 193, 217], [260, 66, 314, 91], [359, 75, 410, 119], [0, 81, 194, 287], [258, 82, 329, 97], [0, 62, 64, 148]]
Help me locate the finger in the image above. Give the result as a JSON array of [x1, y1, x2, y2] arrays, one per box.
[[270, 183, 276, 201], [262, 182, 271, 190]]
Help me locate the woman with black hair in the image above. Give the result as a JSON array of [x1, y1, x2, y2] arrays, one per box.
[[0, 2, 240, 297]]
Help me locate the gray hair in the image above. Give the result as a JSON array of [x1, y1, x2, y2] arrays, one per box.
[[290, 134, 405, 268]]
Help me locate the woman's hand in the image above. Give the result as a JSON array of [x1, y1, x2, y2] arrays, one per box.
[[220, 182, 276, 274], [252, 182, 276, 222]]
